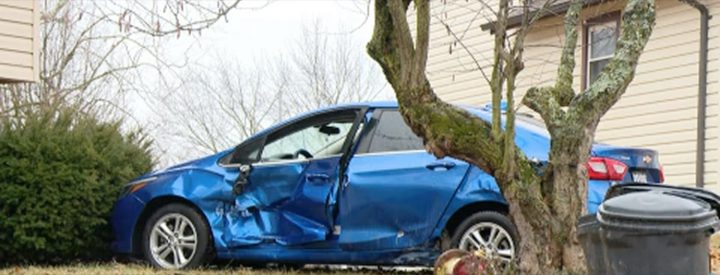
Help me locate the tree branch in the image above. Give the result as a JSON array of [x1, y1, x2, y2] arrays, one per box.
[[412, 0, 430, 86], [569, 0, 655, 126], [553, 0, 583, 106], [490, 0, 508, 139], [522, 87, 566, 131], [387, 0, 415, 80], [521, 0, 583, 130]]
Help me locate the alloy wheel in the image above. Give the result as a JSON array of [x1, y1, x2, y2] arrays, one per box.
[[458, 222, 515, 262], [149, 213, 198, 269]]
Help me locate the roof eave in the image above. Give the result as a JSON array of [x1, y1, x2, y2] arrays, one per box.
[[479, 0, 606, 33]]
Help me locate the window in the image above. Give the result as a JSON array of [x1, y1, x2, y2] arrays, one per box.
[[260, 111, 357, 162], [364, 110, 424, 153], [261, 121, 354, 161], [221, 110, 360, 165], [584, 13, 620, 88], [226, 138, 263, 164]]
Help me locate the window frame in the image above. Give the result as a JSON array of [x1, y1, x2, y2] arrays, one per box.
[[582, 11, 621, 90]]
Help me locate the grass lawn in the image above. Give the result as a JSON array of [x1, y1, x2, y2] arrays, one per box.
[[0, 262, 429, 275], [3, 234, 719, 274]]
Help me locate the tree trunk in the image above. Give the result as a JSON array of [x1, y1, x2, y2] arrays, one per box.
[[367, 0, 655, 273], [546, 125, 594, 271]]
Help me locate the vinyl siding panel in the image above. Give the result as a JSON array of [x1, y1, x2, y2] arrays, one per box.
[[425, 0, 497, 106], [0, 1, 33, 10], [427, 0, 720, 189], [0, 62, 31, 80], [0, 0, 38, 83], [705, 0, 720, 193]]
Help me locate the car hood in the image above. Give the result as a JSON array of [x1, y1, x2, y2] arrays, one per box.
[[131, 149, 233, 182]]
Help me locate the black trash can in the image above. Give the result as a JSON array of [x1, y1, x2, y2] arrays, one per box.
[[578, 191, 720, 275]]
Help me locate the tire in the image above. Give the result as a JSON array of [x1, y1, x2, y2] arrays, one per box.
[[449, 211, 519, 263], [142, 203, 212, 269]]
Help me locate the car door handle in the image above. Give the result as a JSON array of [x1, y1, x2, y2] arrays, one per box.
[[306, 173, 331, 183], [426, 161, 456, 171]]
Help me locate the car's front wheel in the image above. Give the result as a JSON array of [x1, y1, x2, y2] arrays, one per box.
[[142, 203, 211, 269], [451, 211, 518, 263]]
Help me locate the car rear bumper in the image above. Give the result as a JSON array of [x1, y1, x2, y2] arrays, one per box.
[[587, 180, 613, 214], [110, 194, 146, 254], [587, 180, 665, 213]]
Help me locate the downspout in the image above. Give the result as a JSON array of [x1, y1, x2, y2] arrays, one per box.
[[678, 0, 709, 188]]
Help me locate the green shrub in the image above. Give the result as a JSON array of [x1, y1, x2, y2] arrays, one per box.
[[0, 109, 154, 264]]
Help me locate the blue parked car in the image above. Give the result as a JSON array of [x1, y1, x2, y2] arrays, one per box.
[[111, 101, 664, 269]]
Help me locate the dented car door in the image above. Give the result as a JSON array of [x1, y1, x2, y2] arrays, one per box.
[[223, 109, 362, 247], [338, 109, 471, 250]]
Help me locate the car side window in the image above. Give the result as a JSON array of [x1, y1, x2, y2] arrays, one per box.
[[223, 138, 263, 165], [366, 110, 424, 153], [260, 111, 358, 163]]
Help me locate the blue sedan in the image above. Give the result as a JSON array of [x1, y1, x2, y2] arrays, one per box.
[[111, 101, 664, 269]]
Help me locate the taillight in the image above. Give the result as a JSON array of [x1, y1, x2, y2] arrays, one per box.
[[658, 164, 665, 183], [585, 157, 628, 181]]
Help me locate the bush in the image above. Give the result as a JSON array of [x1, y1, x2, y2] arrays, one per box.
[[0, 109, 154, 264]]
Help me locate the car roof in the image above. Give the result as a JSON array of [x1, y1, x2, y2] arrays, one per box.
[[244, 101, 398, 142], [233, 100, 551, 154], [329, 101, 399, 109]]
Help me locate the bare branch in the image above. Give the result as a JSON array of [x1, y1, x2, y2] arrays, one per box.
[[569, 0, 656, 126], [387, 0, 416, 79], [436, 17, 492, 85], [412, 0, 430, 85], [110, 0, 247, 37]]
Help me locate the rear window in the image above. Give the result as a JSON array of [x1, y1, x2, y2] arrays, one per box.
[[366, 110, 424, 153]]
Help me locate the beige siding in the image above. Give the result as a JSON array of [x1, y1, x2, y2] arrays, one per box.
[[0, 0, 39, 83], [425, 0, 497, 106], [427, 0, 720, 189], [707, 0, 720, 193]]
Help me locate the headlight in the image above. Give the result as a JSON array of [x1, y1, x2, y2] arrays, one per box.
[[120, 176, 157, 197]]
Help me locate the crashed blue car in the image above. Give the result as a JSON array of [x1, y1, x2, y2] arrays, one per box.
[[111, 101, 664, 269]]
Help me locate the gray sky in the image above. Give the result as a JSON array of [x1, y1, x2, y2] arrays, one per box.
[[132, 0, 394, 165], [170, 0, 378, 69]]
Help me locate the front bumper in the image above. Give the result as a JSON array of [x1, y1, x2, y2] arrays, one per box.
[[110, 194, 146, 254]]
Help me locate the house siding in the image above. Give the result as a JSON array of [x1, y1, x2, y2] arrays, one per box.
[[425, 0, 720, 190], [0, 0, 39, 83]]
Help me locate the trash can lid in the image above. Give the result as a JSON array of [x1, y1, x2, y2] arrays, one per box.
[[598, 191, 719, 233]]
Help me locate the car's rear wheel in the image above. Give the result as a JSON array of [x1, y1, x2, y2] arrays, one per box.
[[142, 203, 211, 269], [450, 211, 518, 263]]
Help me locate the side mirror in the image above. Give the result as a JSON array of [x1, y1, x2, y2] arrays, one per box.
[[233, 164, 253, 195], [239, 164, 252, 177]]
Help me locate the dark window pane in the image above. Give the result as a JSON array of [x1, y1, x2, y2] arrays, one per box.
[[589, 58, 610, 84], [229, 138, 263, 164], [368, 110, 424, 153]]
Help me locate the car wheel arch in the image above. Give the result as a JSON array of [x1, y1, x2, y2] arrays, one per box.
[[439, 201, 509, 248], [132, 196, 212, 257]]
